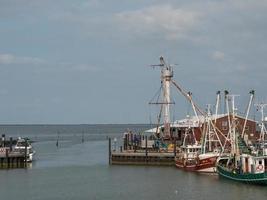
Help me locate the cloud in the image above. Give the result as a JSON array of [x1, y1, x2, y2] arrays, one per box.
[[114, 4, 201, 40], [0, 53, 45, 65], [212, 51, 225, 61], [67, 64, 101, 72]]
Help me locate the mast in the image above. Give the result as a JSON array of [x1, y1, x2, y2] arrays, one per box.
[[241, 90, 255, 138], [224, 90, 229, 114], [150, 56, 174, 138], [215, 91, 221, 123], [160, 56, 173, 137], [202, 104, 224, 154], [207, 104, 212, 152], [227, 94, 240, 156], [255, 103, 267, 145]]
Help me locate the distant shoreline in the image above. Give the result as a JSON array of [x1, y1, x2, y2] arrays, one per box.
[[0, 123, 153, 126]]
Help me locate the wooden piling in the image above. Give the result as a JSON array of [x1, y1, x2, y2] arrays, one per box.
[[5, 148, 9, 168], [1, 134, 5, 147], [174, 139, 177, 157], [108, 138, 111, 165], [9, 137, 12, 151], [145, 136, 148, 162], [24, 141, 27, 166], [130, 133, 133, 149]]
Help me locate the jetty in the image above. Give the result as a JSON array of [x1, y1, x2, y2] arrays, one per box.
[[0, 135, 29, 169], [0, 148, 27, 169], [109, 137, 176, 166]]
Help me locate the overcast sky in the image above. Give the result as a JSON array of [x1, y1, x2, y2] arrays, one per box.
[[0, 0, 266, 124]]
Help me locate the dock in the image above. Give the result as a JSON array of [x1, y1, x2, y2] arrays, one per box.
[[0, 135, 29, 169], [0, 149, 27, 169], [108, 135, 177, 166], [111, 151, 175, 166]]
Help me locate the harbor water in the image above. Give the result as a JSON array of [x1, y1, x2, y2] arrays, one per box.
[[0, 124, 266, 200]]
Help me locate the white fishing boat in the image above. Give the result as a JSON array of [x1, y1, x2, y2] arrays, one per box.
[[14, 137, 35, 162]]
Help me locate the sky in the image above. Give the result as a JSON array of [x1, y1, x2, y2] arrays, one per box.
[[0, 0, 267, 124]]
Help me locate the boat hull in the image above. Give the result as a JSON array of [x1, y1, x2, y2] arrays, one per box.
[[175, 155, 218, 173], [217, 164, 267, 185]]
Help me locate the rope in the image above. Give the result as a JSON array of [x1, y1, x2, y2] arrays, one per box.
[[149, 84, 163, 104]]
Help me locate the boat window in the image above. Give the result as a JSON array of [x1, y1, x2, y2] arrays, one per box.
[[222, 126, 228, 131], [17, 142, 26, 147], [259, 160, 262, 165], [221, 121, 227, 127]]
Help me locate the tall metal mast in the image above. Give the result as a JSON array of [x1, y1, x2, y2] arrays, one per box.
[[202, 104, 223, 154], [150, 56, 174, 138], [255, 103, 267, 144], [160, 56, 173, 137], [227, 94, 240, 156], [241, 90, 255, 138], [215, 91, 221, 123]]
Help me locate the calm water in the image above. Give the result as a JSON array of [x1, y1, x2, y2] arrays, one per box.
[[0, 124, 266, 200]]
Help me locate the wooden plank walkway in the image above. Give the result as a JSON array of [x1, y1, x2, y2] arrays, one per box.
[[109, 138, 176, 166], [111, 151, 175, 166]]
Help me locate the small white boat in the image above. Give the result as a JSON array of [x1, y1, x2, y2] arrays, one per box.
[[14, 137, 35, 162]]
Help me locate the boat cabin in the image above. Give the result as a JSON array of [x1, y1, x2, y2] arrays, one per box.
[[240, 154, 267, 174], [180, 144, 202, 159]]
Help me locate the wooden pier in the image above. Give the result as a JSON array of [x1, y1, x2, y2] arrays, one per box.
[[108, 135, 177, 166], [111, 151, 175, 166], [0, 135, 28, 169], [0, 149, 27, 169]]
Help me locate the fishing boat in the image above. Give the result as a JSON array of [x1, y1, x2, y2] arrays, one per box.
[[175, 102, 226, 173], [175, 127, 222, 173], [175, 91, 256, 173], [14, 137, 35, 162], [216, 96, 267, 184], [175, 143, 202, 171], [217, 154, 267, 184]]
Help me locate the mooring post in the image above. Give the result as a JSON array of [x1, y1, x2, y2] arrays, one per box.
[[130, 133, 133, 150], [145, 135, 148, 161], [133, 134, 136, 153], [123, 136, 125, 150], [126, 133, 129, 150], [9, 137, 13, 152], [16, 157, 19, 168], [174, 138, 177, 157], [6, 148, 9, 168], [24, 140, 27, 166], [2, 134, 5, 147], [108, 138, 111, 165]]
